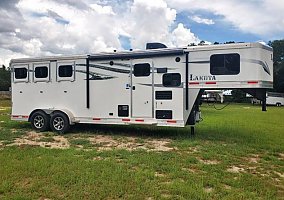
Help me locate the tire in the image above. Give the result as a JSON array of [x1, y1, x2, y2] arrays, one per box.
[[50, 112, 70, 134], [30, 111, 50, 132], [276, 103, 281, 107]]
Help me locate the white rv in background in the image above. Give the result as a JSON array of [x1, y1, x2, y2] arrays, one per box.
[[266, 92, 284, 106], [202, 90, 224, 103], [10, 42, 273, 134]]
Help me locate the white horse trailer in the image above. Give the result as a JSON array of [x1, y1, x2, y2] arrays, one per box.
[[10, 42, 273, 134]]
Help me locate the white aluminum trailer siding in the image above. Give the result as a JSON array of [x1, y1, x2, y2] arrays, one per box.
[[10, 43, 273, 133]]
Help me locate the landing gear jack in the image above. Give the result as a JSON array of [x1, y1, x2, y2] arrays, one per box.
[[190, 126, 195, 136]]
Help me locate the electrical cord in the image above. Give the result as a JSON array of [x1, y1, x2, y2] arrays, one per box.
[[203, 93, 237, 110]]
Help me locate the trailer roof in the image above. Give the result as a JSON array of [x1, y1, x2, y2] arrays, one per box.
[[88, 48, 185, 61], [10, 54, 87, 64], [10, 48, 185, 64], [10, 42, 271, 64], [184, 42, 272, 52]]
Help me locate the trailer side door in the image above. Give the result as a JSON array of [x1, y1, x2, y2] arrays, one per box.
[[131, 59, 153, 118]]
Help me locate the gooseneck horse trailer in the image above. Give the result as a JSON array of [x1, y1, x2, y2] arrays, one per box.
[[10, 43, 273, 134]]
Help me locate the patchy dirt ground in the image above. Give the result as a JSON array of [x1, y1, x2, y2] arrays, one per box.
[[5, 131, 175, 152], [7, 131, 70, 149], [2, 131, 284, 187], [88, 135, 174, 151]]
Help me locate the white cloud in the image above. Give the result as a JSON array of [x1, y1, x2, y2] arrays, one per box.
[[191, 15, 214, 25], [0, 0, 199, 67], [125, 0, 200, 48], [0, 48, 28, 68], [90, 4, 115, 15], [165, 0, 284, 39], [126, 0, 177, 48], [15, 0, 122, 54], [1, 0, 283, 67], [172, 23, 200, 46]]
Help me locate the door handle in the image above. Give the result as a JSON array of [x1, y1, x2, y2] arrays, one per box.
[[132, 86, 135, 90]]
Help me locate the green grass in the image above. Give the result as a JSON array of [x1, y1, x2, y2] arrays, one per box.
[[0, 99, 11, 107], [0, 100, 284, 199], [69, 138, 94, 149], [38, 137, 56, 143]]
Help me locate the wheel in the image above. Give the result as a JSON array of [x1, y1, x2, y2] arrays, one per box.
[[30, 111, 50, 132], [276, 103, 281, 107], [50, 112, 70, 134]]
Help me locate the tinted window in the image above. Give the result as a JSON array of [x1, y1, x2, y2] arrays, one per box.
[[163, 73, 181, 87], [15, 68, 27, 79], [134, 63, 150, 77], [59, 65, 73, 77], [35, 66, 48, 78], [210, 53, 240, 75]]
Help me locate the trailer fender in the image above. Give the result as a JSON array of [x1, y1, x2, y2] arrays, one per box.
[[29, 109, 77, 125], [50, 109, 77, 125]]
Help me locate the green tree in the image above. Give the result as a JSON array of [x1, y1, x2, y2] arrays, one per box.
[[268, 40, 284, 93], [0, 65, 11, 91], [198, 40, 206, 46], [231, 89, 247, 103]]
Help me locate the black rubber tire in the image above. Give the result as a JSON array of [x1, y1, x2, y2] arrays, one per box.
[[50, 112, 70, 134], [30, 111, 50, 132]]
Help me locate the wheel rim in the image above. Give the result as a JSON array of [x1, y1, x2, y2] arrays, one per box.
[[34, 115, 44, 129], [53, 117, 64, 131]]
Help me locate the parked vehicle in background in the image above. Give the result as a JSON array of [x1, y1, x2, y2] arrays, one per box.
[[202, 90, 224, 103], [266, 92, 284, 106]]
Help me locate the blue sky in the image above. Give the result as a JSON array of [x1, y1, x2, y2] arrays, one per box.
[[175, 11, 261, 43], [0, 0, 283, 66]]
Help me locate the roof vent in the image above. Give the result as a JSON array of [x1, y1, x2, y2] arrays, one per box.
[[146, 43, 167, 50]]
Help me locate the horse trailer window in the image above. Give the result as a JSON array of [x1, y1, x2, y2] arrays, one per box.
[[210, 53, 240, 75], [35, 66, 48, 78], [163, 73, 181, 87], [15, 68, 27, 79], [134, 63, 150, 77], [58, 65, 73, 77]]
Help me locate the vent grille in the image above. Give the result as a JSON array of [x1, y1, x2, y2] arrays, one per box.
[[118, 105, 129, 117], [155, 91, 172, 100], [156, 110, 172, 119], [157, 68, 167, 73]]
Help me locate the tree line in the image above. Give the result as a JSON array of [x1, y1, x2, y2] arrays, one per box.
[[0, 65, 10, 91], [0, 40, 284, 92], [268, 40, 284, 93]]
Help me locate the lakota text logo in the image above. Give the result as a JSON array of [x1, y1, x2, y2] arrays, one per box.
[[189, 74, 216, 81]]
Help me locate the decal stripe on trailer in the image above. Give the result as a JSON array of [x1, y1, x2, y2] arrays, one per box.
[[167, 120, 177, 123], [247, 81, 258, 84], [189, 82, 199, 85], [12, 115, 29, 119], [205, 82, 216, 84], [93, 118, 101, 120]]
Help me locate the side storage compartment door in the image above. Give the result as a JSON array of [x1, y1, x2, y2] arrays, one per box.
[[131, 59, 153, 118]]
